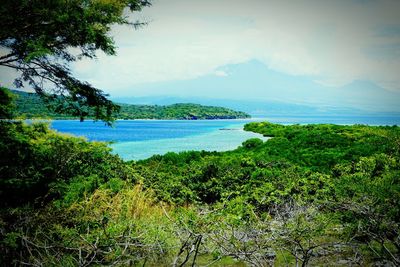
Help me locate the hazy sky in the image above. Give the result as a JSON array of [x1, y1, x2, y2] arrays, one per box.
[[1, 0, 400, 110]]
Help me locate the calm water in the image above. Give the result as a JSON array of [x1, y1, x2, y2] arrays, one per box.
[[50, 119, 265, 160], [265, 115, 400, 125], [50, 116, 399, 160]]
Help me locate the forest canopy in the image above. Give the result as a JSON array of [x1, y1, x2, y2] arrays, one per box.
[[0, 121, 398, 265], [1, 90, 399, 265]]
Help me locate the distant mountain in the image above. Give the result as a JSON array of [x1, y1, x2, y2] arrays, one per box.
[[11, 90, 250, 120], [112, 59, 400, 114], [111, 95, 399, 118]]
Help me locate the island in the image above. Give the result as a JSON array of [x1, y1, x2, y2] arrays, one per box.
[[12, 90, 250, 120]]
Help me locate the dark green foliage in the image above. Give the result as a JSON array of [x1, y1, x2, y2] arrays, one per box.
[[12, 90, 250, 119], [242, 138, 264, 149], [0, 121, 134, 207], [137, 123, 399, 205], [0, 0, 150, 124], [118, 103, 250, 119], [134, 122, 400, 264], [13, 89, 73, 119], [0, 115, 399, 265], [0, 87, 15, 119]]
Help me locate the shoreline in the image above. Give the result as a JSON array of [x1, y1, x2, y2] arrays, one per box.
[[20, 117, 253, 122], [110, 125, 268, 161], [20, 115, 400, 126]]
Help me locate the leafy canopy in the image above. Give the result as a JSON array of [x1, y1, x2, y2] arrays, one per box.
[[0, 0, 150, 124], [0, 87, 15, 119]]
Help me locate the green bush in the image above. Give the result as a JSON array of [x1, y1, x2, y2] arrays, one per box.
[[242, 138, 264, 149], [0, 121, 133, 206]]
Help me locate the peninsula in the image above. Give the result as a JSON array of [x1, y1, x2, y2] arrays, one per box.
[[12, 90, 250, 120]]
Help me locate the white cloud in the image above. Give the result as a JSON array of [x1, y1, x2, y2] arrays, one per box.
[[0, 66, 18, 88], [70, 0, 400, 95], [214, 70, 228, 77], [2, 0, 400, 95]]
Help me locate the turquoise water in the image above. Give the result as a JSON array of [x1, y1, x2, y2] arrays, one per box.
[[50, 119, 265, 160], [50, 116, 399, 161], [111, 125, 267, 160]]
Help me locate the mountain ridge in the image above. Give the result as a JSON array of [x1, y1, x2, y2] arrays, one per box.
[[112, 59, 400, 113]]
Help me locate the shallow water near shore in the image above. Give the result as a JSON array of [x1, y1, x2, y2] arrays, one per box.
[[111, 125, 267, 160], [50, 119, 265, 160], [50, 116, 399, 160]]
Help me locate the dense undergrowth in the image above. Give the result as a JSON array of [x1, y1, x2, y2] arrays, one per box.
[[1, 90, 399, 266]]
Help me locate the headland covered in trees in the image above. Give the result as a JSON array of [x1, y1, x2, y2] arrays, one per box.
[[12, 90, 250, 120]]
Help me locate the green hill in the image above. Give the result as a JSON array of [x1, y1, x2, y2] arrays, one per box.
[[12, 90, 250, 120]]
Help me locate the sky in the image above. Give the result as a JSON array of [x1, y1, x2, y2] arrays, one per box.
[[1, 0, 400, 112]]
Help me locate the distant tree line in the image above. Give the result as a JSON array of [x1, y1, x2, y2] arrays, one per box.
[[11, 89, 250, 120]]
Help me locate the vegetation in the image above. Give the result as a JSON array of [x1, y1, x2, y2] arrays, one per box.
[[12, 89, 250, 120], [1, 89, 399, 266], [3, 1, 397, 265], [118, 103, 250, 120], [0, 0, 151, 124]]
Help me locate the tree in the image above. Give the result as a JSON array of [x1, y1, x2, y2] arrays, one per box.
[[0, 0, 151, 124], [0, 87, 15, 119]]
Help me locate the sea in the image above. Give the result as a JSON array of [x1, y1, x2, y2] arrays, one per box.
[[50, 115, 400, 161]]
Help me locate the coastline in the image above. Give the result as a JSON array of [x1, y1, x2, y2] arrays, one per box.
[[19, 117, 252, 122], [111, 126, 268, 161]]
